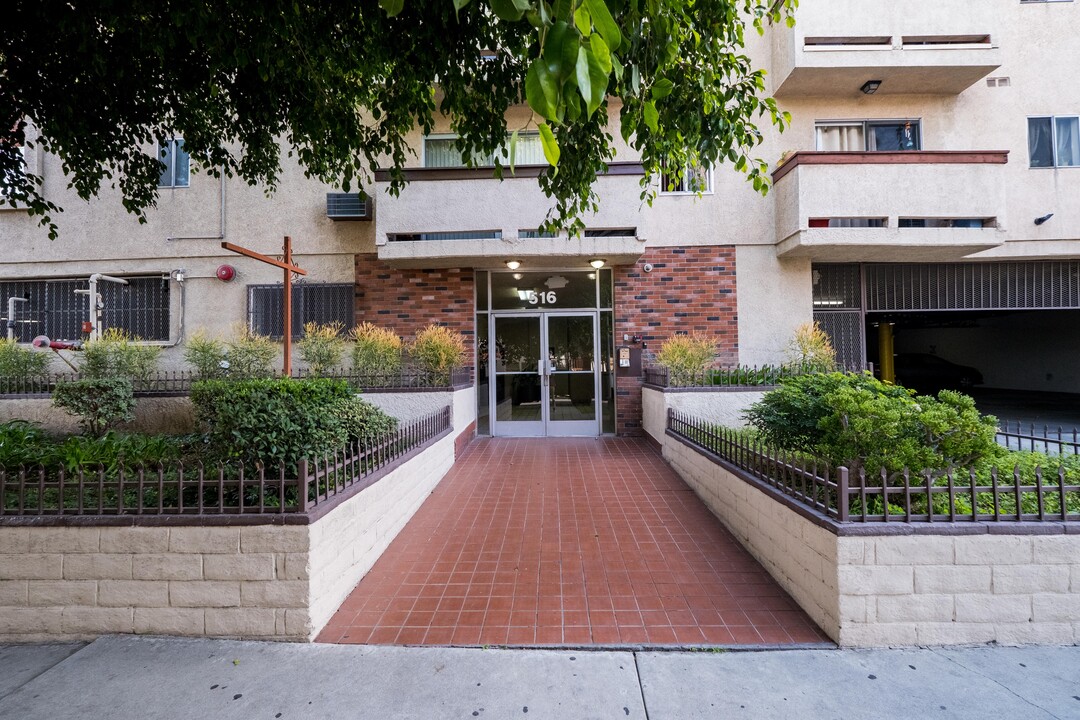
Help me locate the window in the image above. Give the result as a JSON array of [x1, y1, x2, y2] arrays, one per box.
[[0, 276, 171, 343], [815, 120, 921, 151], [247, 283, 353, 339], [157, 138, 190, 187], [423, 133, 545, 168], [660, 160, 712, 194], [1028, 116, 1080, 168], [1, 146, 29, 203]]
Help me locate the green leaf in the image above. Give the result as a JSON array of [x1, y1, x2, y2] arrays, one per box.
[[525, 59, 559, 121], [583, 0, 621, 50], [576, 43, 608, 116], [643, 100, 658, 133], [575, 47, 593, 110], [491, 0, 525, 21], [379, 0, 405, 15], [543, 21, 579, 81], [573, 4, 591, 35], [651, 77, 674, 99], [453, 0, 471, 10], [538, 123, 560, 166], [590, 33, 611, 74], [508, 129, 519, 172]]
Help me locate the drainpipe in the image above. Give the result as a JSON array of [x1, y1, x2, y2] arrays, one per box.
[[165, 176, 227, 242], [6, 296, 28, 341], [878, 323, 896, 384]]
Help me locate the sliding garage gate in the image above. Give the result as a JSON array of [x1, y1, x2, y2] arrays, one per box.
[[813, 261, 1080, 391]]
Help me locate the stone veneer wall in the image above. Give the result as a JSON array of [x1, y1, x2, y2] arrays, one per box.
[[614, 246, 738, 435], [660, 429, 1080, 648], [353, 253, 475, 367], [0, 391, 474, 643]]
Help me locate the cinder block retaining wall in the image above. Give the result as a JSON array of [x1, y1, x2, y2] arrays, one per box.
[[0, 396, 196, 435], [0, 389, 475, 643], [654, 400, 1080, 648], [663, 436, 1080, 647]]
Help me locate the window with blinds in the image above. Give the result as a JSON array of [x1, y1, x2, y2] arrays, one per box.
[[423, 133, 546, 168]]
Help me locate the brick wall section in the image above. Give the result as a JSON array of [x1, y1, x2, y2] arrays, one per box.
[[614, 246, 738, 435], [354, 254, 475, 365]]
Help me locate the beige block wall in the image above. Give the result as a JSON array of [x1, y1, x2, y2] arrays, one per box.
[[659, 420, 1080, 648], [0, 396, 196, 435], [307, 431, 456, 636], [641, 387, 769, 445], [0, 419, 463, 642]]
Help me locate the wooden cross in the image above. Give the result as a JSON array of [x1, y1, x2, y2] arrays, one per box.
[[221, 236, 307, 375]]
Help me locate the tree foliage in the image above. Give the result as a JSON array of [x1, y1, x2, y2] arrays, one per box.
[[1, 0, 797, 237]]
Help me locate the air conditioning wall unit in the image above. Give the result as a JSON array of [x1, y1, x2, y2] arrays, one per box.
[[326, 193, 373, 221]]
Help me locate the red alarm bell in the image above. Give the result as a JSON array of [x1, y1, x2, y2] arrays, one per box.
[[216, 264, 236, 282]]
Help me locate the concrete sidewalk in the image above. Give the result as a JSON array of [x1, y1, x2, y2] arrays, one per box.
[[1, 637, 1078, 720]]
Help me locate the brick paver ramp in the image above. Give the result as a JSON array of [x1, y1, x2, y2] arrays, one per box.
[[317, 438, 831, 647]]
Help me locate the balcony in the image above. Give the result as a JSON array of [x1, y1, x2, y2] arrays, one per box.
[[772, 151, 1009, 262], [372, 164, 647, 268], [771, 1, 1001, 97]]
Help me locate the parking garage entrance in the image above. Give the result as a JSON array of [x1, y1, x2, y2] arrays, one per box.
[[813, 262, 1080, 397]]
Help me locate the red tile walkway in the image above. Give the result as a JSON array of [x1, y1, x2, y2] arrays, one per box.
[[316, 438, 830, 647]]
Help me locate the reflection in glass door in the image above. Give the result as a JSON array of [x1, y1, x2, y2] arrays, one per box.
[[544, 313, 599, 437], [490, 312, 600, 437]]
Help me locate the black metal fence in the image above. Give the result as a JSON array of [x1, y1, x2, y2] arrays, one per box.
[[644, 363, 871, 389], [667, 409, 1080, 524], [996, 422, 1080, 457], [0, 407, 451, 518], [0, 366, 472, 398]]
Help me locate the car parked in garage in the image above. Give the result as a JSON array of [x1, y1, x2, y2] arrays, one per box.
[[894, 353, 984, 393]]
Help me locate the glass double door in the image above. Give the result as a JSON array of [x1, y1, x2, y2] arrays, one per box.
[[491, 312, 600, 437]]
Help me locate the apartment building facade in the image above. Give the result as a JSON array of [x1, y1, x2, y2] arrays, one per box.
[[1, 0, 1078, 437]]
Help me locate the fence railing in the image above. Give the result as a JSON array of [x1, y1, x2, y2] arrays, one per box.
[[667, 409, 1080, 525], [644, 363, 872, 389], [996, 422, 1080, 457], [0, 407, 451, 518], [0, 366, 472, 398]]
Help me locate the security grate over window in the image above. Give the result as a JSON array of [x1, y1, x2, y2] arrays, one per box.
[[247, 283, 354, 339], [0, 276, 171, 342]]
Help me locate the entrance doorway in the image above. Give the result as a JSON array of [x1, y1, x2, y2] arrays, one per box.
[[491, 312, 600, 437]]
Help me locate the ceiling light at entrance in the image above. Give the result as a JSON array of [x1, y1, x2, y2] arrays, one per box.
[[505, 260, 521, 270], [860, 80, 882, 95], [589, 259, 606, 269]]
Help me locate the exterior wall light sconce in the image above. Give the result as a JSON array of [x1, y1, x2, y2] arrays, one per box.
[[1034, 213, 1054, 226], [505, 260, 521, 270], [860, 80, 882, 95], [589, 259, 606, 269]]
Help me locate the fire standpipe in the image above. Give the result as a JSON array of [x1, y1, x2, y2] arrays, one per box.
[[6, 295, 28, 341], [73, 273, 129, 341]]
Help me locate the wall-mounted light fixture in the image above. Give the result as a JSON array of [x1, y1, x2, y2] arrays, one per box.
[[589, 259, 606, 269], [505, 260, 521, 270], [860, 80, 882, 95], [1034, 213, 1055, 226]]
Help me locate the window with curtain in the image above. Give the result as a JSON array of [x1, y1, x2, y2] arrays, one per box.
[[424, 133, 544, 168], [815, 121, 920, 151], [1029, 116, 1080, 168]]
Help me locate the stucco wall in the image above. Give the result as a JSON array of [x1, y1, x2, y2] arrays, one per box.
[[641, 386, 769, 445], [0, 396, 196, 435]]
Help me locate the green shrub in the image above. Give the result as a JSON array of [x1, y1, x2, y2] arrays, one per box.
[[0, 339, 51, 385], [51, 432, 183, 474], [330, 395, 398, 441], [350, 322, 403, 381], [655, 333, 716, 387], [190, 377, 352, 468], [298, 321, 346, 375], [785, 322, 837, 372], [184, 330, 228, 380], [409, 324, 466, 385], [745, 372, 999, 474], [53, 378, 136, 436], [80, 329, 160, 384], [223, 326, 277, 379]]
